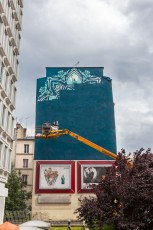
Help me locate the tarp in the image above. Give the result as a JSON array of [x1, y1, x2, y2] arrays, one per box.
[[0, 222, 19, 230], [19, 227, 44, 230], [19, 220, 50, 228]]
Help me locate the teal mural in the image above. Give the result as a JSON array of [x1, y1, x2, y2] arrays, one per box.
[[35, 67, 117, 160], [38, 68, 103, 101]]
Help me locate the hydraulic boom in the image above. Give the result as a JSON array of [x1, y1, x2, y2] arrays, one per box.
[[35, 128, 117, 160]]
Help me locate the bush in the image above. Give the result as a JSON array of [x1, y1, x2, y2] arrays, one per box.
[[102, 224, 115, 230]]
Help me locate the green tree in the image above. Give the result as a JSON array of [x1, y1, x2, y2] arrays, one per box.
[[5, 169, 32, 211], [75, 148, 153, 230]]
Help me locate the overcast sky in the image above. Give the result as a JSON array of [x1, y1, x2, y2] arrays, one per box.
[[15, 0, 153, 153]]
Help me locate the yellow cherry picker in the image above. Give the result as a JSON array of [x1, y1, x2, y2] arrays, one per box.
[[35, 121, 117, 160]]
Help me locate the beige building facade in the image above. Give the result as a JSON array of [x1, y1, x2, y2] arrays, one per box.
[[32, 160, 113, 221], [32, 162, 85, 221], [14, 123, 34, 200], [0, 0, 23, 223]]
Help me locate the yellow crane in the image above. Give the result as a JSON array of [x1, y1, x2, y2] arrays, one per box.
[[35, 122, 117, 160]]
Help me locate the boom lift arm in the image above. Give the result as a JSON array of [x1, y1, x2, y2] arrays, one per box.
[[35, 128, 117, 160]]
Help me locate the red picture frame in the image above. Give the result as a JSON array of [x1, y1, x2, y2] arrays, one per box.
[[35, 161, 75, 193], [77, 160, 114, 193]]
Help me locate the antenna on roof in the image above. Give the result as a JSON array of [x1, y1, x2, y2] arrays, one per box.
[[73, 61, 80, 67]]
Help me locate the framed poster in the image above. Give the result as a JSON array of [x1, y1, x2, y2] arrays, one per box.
[[35, 161, 75, 193], [77, 161, 114, 193]]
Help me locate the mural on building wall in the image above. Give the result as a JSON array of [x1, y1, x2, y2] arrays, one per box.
[[77, 161, 114, 193], [82, 165, 109, 188], [40, 164, 71, 189], [35, 67, 117, 160], [37, 68, 102, 101], [35, 161, 75, 193]]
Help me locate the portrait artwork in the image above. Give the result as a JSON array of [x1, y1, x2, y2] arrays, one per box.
[[82, 165, 108, 189], [77, 161, 114, 193]]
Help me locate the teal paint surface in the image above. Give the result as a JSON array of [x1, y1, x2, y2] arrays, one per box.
[[35, 67, 117, 160]]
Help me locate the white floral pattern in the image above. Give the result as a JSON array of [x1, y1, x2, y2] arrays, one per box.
[[37, 68, 102, 101]]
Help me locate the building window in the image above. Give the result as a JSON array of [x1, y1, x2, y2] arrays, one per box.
[[22, 175, 28, 185], [3, 146, 7, 169], [7, 150, 11, 171], [2, 105, 6, 127], [0, 62, 4, 83], [23, 159, 28, 168], [8, 0, 10, 7], [24, 144, 29, 153], [0, 142, 3, 164]]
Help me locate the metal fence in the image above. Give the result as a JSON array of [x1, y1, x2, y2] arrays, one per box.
[[4, 210, 32, 225]]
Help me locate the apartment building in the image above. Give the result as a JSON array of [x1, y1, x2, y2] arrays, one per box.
[[14, 123, 34, 207], [33, 67, 116, 220], [0, 0, 23, 223]]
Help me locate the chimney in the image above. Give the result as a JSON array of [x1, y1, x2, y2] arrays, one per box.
[[15, 123, 27, 138]]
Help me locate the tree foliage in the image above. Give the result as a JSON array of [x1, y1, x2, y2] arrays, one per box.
[[75, 148, 153, 230], [5, 169, 32, 211]]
